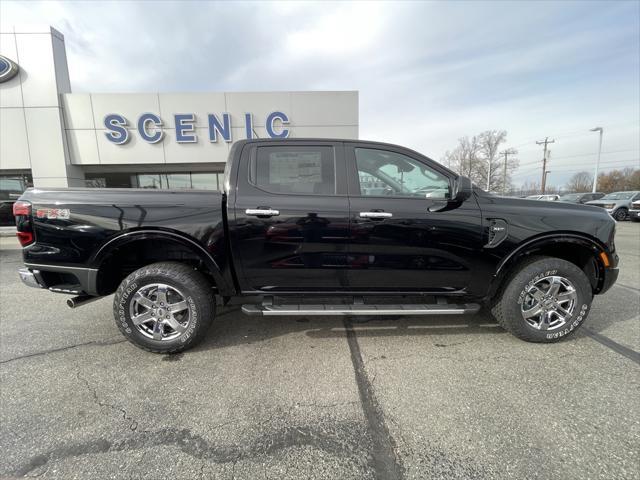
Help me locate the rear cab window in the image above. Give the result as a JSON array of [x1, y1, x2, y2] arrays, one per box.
[[251, 146, 336, 195]]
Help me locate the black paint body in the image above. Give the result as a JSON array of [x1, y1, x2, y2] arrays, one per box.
[[17, 139, 619, 301]]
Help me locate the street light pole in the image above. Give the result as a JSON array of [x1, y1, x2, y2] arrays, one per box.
[[590, 127, 603, 193]]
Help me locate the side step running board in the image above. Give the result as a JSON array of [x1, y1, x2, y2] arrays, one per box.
[[242, 303, 481, 316]]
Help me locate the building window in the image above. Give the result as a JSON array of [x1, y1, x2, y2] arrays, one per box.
[[85, 172, 224, 190], [164, 173, 191, 189], [137, 174, 162, 189], [0, 173, 33, 226], [191, 173, 220, 190]]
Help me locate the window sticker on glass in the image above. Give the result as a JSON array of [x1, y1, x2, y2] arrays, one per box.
[[268, 153, 323, 184], [254, 146, 336, 195]]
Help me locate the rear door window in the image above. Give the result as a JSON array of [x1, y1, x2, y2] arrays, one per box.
[[252, 146, 336, 195]]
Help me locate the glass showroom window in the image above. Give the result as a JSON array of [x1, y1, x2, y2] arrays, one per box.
[[85, 172, 223, 190], [191, 173, 221, 190], [138, 174, 163, 189], [162, 173, 191, 189]]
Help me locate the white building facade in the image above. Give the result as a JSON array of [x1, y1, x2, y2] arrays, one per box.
[[0, 26, 358, 190]]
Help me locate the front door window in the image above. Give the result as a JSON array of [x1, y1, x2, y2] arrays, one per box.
[[355, 148, 450, 199]]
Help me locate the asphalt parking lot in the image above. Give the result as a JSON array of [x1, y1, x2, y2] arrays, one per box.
[[0, 223, 638, 479]]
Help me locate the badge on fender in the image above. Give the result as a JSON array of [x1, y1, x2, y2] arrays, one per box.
[[36, 208, 71, 220]]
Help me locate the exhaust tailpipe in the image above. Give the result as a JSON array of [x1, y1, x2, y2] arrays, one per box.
[[67, 295, 102, 309]]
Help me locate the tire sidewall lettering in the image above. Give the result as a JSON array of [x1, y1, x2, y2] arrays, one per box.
[[118, 281, 138, 334], [546, 303, 588, 340], [179, 296, 198, 344]]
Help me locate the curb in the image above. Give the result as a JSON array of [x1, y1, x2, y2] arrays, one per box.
[[0, 228, 17, 238]]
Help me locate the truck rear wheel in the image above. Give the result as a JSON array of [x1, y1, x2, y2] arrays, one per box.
[[491, 257, 593, 342], [113, 262, 215, 353]]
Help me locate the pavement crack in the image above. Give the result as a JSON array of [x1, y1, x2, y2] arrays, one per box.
[[10, 420, 369, 477], [293, 400, 358, 409], [343, 317, 404, 480], [0, 338, 126, 365], [582, 327, 640, 365], [616, 283, 640, 293], [76, 370, 139, 432]]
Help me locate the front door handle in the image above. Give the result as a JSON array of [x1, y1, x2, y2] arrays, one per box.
[[246, 208, 280, 217], [359, 211, 392, 219]]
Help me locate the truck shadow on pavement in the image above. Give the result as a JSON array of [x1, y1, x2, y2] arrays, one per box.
[[191, 307, 505, 354], [191, 287, 638, 354]]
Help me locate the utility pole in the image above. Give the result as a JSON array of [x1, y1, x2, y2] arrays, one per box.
[[536, 137, 555, 193], [590, 127, 603, 193], [499, 149, 516, 195]]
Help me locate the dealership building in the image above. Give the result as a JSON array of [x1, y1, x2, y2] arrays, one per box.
[[0, 25, 358, 191]]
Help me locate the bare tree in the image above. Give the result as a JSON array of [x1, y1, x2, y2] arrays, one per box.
[[565, 171, 593, 192], [442, 135, 483, 185], [521, 179, 541, 196], [597, 167, 640, 192], [443, 130, 518, 192]]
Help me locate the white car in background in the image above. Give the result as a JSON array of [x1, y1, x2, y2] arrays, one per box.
[[526, 194, 559, 201]]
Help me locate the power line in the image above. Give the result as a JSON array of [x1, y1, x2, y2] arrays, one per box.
[[506, 121, 640, 151], [516, 148, 639, 168], [513, 159, 640, 178]]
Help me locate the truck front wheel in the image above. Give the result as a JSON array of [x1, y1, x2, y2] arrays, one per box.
[[491, 257, 593, 342], [113, 262, 215, 353]]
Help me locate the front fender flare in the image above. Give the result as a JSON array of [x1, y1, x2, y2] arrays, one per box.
[[496, 233, 608, 276], [488, 233, 610, 299]]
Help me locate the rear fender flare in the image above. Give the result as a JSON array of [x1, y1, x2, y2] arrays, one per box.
[[91, 229, 232, 294]]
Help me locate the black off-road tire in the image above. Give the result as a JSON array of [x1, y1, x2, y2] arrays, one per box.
[[612, 208, 628, 221], [113, 262, 215, 353], [491, 256, 593, 343]]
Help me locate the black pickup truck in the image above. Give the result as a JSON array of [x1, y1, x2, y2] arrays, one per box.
[[14, 139, 619, 352]]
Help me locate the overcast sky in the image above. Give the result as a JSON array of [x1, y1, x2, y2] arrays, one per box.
[[2, 0, 639, 188]]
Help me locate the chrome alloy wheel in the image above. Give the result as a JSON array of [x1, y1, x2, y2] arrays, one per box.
[[129, 283, 190, 340], [520, 275, 578, 331]]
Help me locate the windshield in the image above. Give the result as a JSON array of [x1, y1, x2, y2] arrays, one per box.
[[559, 194, 581, 201], [601, 192, 635, 200]]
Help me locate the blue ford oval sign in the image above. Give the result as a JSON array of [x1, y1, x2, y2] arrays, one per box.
[[0, 55, 19, 83]]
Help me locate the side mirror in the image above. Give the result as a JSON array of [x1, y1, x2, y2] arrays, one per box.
[[428, 175, 472, 212], [452, 175, 472, 202]]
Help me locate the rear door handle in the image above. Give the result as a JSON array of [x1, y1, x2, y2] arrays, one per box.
[[246, 208, 280, 217], [359, 211, 392, 219]]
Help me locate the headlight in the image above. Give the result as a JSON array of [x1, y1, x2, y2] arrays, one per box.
[[603, 204, 615, 209]]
